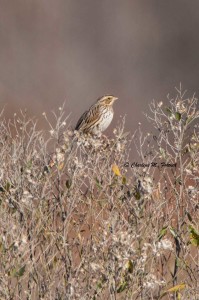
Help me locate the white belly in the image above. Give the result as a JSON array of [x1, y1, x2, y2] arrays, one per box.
[[98, 110, 113, 132]]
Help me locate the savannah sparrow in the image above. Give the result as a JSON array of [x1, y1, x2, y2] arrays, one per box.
[[75, 95, 118, 135]]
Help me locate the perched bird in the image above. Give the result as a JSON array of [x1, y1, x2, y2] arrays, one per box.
[[75, 95, 118, 135]]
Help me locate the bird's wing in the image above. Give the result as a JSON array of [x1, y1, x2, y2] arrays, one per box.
[[75, 110, 89, 130], [75, 105, 99, 132]]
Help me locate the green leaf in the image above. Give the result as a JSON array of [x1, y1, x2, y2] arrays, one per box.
[[186, 211, 193, 222], [117, 281, 127, 293], [125, 259, 134, 273], [189, 225, 199, 246], [175, 112, 181, 121], [65, 179, 72, 189], [122, 176, 127, 185], [169, 226, 178, 238], [158, 226, 168, 240], [160, 283, 186, 299], [134, 190, 141, 200], [17, 265, 26, 277], [12, 265, 26, 278], [95, 178, 102, 189]]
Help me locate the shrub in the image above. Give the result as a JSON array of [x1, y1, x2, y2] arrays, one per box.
[[0, 88, 198, 299]]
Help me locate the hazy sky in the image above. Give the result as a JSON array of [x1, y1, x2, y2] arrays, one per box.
[[0, 0, 199, 131]]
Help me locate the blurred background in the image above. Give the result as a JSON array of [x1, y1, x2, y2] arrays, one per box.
[[0, 0, 199, 132]]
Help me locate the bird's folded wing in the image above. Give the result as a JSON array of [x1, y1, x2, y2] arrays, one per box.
[[75, 110, 88, 130], [75, 105, 100, 132]]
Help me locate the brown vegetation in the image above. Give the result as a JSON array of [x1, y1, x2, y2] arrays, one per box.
[[0, 89, 198, 299]]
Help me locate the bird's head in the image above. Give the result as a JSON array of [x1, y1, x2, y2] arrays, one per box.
[[97, 95, 118, 106]]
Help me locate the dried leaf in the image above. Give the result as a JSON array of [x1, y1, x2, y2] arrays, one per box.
[[58, 162, 64, 170], [167, 283, 186, 293], [160, 283, 186, 299], [112, 164, 122, 177]]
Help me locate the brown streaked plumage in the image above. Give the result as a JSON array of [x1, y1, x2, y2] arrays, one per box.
[[75, 95, 118, 135]]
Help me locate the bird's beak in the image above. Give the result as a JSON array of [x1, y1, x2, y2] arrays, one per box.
[[113, 97, 118, 101]]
